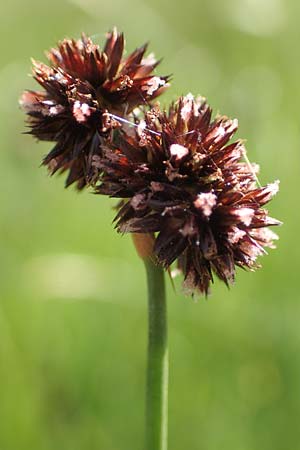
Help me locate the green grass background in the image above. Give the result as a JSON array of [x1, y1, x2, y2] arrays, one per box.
[[0, 0, 299, 448]]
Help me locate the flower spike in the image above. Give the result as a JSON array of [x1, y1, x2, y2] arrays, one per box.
[[20, 29, 169, 189], [94, 95, 280, 295]]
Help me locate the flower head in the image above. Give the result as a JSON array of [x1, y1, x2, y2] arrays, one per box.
[[95, 95, 280, 295], [20, 29, 169, 189]]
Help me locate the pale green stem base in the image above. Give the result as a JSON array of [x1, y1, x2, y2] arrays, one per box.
[[144, 259, 168, 450]]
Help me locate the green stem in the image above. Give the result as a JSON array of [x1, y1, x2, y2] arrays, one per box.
[[144, 258, 168, 450]]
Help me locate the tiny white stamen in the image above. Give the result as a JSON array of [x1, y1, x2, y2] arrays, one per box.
[[229, 118, 239, 132], [218, 126, 225, 137], [236, 208, 254, 226], [185, 93, 194, 101], [81, 103, 90, 115], [143, 77, 166, 95], [49, 105, 64, 116], [49, 106, 58, 115], [268, 180, 280, 196], [141, 52, 156, 66], [170, 144, 189, 161], [194, 192, 217, 217], [73, 101, 91, 123], [180, 94, 194, 121]]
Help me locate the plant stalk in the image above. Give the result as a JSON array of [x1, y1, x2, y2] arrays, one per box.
[[144, 258, 168, 450]]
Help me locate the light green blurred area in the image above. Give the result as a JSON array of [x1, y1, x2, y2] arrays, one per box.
[[0, 0, 299, 449]]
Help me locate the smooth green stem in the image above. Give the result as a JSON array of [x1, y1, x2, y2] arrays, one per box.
[[144, 258, 168, 450]]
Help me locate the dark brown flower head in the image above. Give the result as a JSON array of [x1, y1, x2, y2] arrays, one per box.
[[95, 94, 280, 295], [20, 29, 169, 189]]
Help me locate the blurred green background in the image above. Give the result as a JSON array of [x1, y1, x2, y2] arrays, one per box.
[[0, 0, 299, 449]]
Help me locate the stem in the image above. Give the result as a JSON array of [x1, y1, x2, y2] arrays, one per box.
[[144, 258, 168, 450]]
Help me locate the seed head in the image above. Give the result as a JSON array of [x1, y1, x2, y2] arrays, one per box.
[[95, 95, 280, 295], [20, 29, 169, 189]]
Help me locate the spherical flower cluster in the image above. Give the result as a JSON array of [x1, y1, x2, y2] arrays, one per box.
[[21, 29, 169, 188], [94, 95, 280, 294]]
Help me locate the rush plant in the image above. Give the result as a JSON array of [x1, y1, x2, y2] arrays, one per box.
[[21, 29, 280, 450]]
